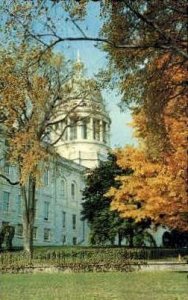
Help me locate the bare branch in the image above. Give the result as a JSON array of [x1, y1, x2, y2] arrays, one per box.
[[0, 174, 19, 185], [70, 17, 87, 38]]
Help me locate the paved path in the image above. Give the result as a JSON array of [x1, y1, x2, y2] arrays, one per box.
[[138, 261, 188, 272]]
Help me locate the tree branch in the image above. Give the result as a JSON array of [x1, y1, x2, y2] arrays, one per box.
[[0, 174, 19, 185], [27, 32, 188, 60]]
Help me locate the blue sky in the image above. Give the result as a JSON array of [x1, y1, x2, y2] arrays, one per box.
[[34, 1, 136, 148], [61, 3, 135, 148]]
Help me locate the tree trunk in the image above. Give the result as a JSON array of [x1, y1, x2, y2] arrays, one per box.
[[21, 175, 36, 257], [23, 218, 33, 256], [118, 232, 122, 246], [129, 233, 134, 247]]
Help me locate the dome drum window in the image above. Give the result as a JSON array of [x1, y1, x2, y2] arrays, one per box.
[[70, 121, 77, 140], [93, 119, 100, 141], [80, 119, 88, 139]]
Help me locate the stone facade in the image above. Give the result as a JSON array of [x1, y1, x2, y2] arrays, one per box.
[[0, 157, 90, 247]]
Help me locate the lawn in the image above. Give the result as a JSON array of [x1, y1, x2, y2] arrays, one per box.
[[0, 271, 188, 300]]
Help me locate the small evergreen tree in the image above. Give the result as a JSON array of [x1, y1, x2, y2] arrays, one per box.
[[81, 153, 152, 246]]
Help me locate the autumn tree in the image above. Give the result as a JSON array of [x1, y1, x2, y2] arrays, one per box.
[[0, 46, 94, 255], [106, 58, 188, 233], [95, 2, 187, 232]]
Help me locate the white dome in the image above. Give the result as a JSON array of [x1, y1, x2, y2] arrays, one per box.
[[52, 60, 111, 168]]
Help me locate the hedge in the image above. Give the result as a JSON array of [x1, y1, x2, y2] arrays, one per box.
[[0, 246, 187, 273]]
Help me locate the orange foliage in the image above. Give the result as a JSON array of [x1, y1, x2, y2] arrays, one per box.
[[107, 56, 188, 232], [107, 142, 187, 231]]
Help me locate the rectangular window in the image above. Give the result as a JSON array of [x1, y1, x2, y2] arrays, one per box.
[[44, 228, 51, 241], [93, 119, 100, 141], [33, 227, 37, 240], [16, 224, 23, 237], [71, 183, 76, 200], [3, 191, 10, 212], [72, 214, 76, 230], [61, 180, 66, 198], [44, 170, 49, 185], [44, 201, 49, 220], [73, 237, 77, 245], [62, 211, 66, 228], [62, 235, 66, 245]]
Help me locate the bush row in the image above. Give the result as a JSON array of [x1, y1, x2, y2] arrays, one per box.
[[0, 247, 187, 273], [33, 247, 188, 260], [0, 260, 137, 273]]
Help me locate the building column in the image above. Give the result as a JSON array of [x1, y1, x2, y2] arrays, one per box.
[[99, 119, 103, 142], [67, 117, 70, 141], [88, 117, 93, 140]]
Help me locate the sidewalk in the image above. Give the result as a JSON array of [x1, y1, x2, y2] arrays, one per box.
[[137, 261, 188, 272]]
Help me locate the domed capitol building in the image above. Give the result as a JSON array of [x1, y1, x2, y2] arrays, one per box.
[[0, 59, 111, 247], [0, 57, 165, 248]]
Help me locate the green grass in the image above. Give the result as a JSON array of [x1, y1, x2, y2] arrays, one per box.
[[1, 271, 188, 300]]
